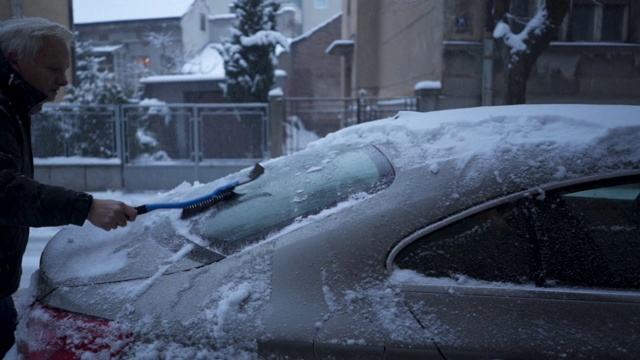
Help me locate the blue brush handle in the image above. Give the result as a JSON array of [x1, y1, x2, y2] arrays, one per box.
[[135, 181, 240, 214]]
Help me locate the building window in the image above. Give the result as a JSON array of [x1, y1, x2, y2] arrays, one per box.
[[564, 0, 629, 42], [200, 13, 206, 32], [136, 56, 151, 68]]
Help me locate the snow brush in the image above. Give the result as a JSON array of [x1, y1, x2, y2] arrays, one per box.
[[132, 163, 265, 219]]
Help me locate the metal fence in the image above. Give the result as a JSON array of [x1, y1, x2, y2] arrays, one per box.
[[32, 97, 417, 190], [121, 103, 269, 163], [34, 97, 418, 161], [33, 102, 269, 163], [33, 104, 121, 159], [283, 96, 417, 154]]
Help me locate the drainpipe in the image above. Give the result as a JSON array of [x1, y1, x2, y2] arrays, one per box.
[[482, 37, 494, 106], [482, 0, 494, 106], [11, 0, 23, 16]]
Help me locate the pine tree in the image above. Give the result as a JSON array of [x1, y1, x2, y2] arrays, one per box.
[[65, 41, 131, 105], [62, 41, 132, 157], [216, 0, 289, 103]]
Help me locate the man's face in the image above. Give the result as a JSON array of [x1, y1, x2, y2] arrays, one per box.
[[8, 36, 70, 102]]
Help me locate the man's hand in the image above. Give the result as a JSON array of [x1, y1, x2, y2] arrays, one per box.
[[87, 199, 138, 231]]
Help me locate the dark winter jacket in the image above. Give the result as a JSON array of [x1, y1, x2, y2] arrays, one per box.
[[0, 52, 93, 300]]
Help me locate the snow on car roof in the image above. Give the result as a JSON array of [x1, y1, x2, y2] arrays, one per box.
[[308, 104, 640, 172]]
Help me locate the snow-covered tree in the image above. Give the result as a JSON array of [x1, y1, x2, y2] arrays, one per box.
[[57, 41, 131, 157], [144, 31, 183, 74], [65, 40, 131, 105], [216, 0, 289, 103], [492, 0, 569, 104]]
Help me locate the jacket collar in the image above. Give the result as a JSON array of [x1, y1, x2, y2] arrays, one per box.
[[0, 51, 48, 115]]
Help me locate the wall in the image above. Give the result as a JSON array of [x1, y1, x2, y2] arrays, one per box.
[[0, 0, 71, 28], [378, 0, 444, 97], [122, 163, 251, 191], [285, 14, 342, 97], [23, 0, 71, 27], [427, 0, 640, 109], [442, 42, 640, 109], [353, 0, 380, 97], [443, 0, 486, 42], [209, 14, 234, 42], [0, 0, 10, 19], [34, 164, 122, 191], [204, 0, 231, 15], [181, 0, 210, 58], [526, 44, 640, 105], [33, 162, 258, 192], [350, 0, 444, 98], [441, 42, 484, 109], [141, 79, 224, 103]]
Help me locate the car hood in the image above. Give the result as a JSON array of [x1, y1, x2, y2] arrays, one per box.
[[37, 210, 223, 293]]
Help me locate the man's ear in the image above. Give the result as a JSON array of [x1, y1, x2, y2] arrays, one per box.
[[6, 51, 22, 73]]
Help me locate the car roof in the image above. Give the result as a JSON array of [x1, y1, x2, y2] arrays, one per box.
[[308, 104, 639, 173], [306, 104, 640, 225]]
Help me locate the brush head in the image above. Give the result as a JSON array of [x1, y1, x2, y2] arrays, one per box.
[[180, 190, 238, 219], [180, 163, 265, 219], [246, 163, 265, 182]]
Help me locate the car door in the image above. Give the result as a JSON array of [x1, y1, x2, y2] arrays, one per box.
[[388, 175, 640, 359]]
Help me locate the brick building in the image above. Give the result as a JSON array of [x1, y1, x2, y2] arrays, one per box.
[[280, 13, 342, 98]]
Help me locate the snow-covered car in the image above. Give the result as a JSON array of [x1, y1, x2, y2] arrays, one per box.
[[16, 104, 640, 359]]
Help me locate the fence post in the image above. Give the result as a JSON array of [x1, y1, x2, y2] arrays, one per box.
[[269, 92, 285, 158], [415, 81, 442, 112], [192, 105, 200, 181], [114, 105, 125, 188]]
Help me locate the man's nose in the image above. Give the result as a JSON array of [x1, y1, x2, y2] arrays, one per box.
[[56, 73, 69, 86]]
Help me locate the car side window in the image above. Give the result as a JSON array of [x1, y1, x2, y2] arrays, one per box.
[[394, 201, 534, 284], [528, 180, 640, 290], [394, 177, 640, 290]]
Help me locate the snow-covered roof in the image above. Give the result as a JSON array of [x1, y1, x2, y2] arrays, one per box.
[[325, 39, 354, 55], [414, 80, 442, 90], [140, 43, 225, 83], [209, 13, 235, 20], [91, 45, 124, 53], [180, 44, 224, 77], [73, 0, 196, 24]]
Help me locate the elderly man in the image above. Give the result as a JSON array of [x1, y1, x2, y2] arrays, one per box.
[[0, 17, 138, 356]]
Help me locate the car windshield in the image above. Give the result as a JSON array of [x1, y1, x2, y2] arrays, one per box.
[[191, 145, 394, 255]]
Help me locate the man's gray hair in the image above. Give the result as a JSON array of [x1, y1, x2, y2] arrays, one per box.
[[0, 17, 74, 63]]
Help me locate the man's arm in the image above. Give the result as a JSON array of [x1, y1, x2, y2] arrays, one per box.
[[0, 115, 137, 229]]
